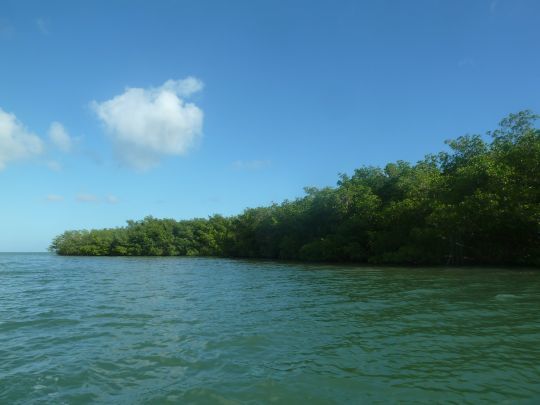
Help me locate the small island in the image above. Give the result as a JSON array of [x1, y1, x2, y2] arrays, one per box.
[[50, 111, 539, 266]]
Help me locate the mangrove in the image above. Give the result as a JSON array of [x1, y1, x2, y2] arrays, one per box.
[[50, 111, 540, 266]]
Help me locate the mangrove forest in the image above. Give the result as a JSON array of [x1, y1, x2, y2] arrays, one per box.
[[50, 111, 540, 266]]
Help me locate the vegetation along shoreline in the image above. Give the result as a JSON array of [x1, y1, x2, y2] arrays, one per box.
[[50, 111, 540, 266]]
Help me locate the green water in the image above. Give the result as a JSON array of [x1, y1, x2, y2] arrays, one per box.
[[1, 253, 539, 403]]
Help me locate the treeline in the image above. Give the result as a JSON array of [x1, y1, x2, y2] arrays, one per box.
[[50, 111, 540, 265]]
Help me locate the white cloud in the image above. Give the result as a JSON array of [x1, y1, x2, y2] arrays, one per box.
[[232, 159, 271, 171], [36, 18, 49, 35], [46, 194, 64, 202], [0, 108, 43, 170], [106, 195, 119, 204], [161, 77, 204, 97], [48, 121, 72, 152], [92, 77, 204, 170], [76, 193, 98, 202], [46, 160, 62, 171]]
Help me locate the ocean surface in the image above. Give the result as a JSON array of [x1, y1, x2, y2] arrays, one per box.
[[1, 253, 539, 404]]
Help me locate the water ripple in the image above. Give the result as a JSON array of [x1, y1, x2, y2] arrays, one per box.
[[0, 253, 539, 403]]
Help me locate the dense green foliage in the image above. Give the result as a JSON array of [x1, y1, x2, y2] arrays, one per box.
[[50, 111, 540, 265]]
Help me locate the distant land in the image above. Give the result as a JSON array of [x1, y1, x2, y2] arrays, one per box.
[[50, 111, 540, 266]]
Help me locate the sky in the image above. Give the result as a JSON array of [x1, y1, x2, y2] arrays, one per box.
[[1, 0, 539, 251]]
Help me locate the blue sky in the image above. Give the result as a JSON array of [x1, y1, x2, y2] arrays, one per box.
[[1, 0, 539, 251]]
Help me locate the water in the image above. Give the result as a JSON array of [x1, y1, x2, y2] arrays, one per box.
[[1, 253, 539, 404]]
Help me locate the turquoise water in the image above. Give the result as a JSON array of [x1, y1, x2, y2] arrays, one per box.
[[1, 253, 539, 403]]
